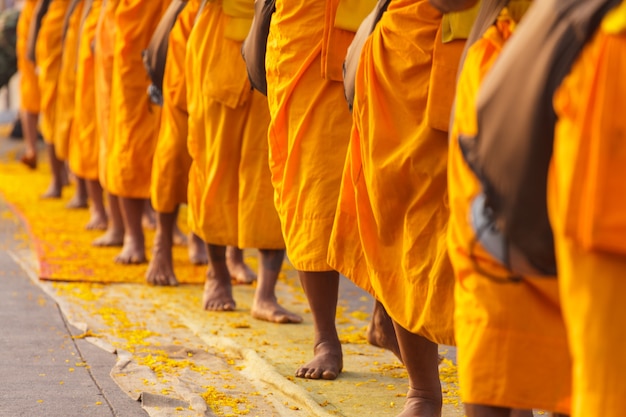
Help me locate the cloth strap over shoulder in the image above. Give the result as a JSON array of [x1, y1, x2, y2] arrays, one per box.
[[143, 0, 188, 105], [461, 0, 621, 275], [241, 0, 276, 96], [61, 0, 83, 43], [26, 0, 52, 64], [342, 0, 390, 111], [459, 0, 509, 67]]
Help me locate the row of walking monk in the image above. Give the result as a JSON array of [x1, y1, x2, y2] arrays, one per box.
[[13, 0, 626, 416]]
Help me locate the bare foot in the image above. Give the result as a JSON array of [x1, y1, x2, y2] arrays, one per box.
[[20, 154, 37, 169], [396, 388, 441, 417], [367, 300, 402, 362], [66, 195, 89, 209], [295, 340, 343, 380], [85, 212, 108, 230], [251, 297, 303, 323], [173, 224, 187, 246], [146, 239, 178, 286], [188, 233, 208, 265], [114, 238, 147, 264], [41, 182, 62, 199], [396, 388, 442, 417], [92, 229, 125, 246], [202, 266, 235, 311], [227, 259, 257, 284]]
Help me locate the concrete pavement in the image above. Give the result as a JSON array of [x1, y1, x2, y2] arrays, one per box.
[[0, 199, 149, 417]]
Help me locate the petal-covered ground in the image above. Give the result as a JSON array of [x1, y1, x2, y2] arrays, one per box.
[[1, 159, 217, 284]]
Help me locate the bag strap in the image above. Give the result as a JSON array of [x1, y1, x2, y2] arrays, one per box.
[[61, 0, 82, 43], [459, 0, 509, 67], [78, 0, 95, 35], [143, 0, 188, 95], [26, 0, 52, 63], [343, 0, 390, 110], [195, 0, 209, 24]]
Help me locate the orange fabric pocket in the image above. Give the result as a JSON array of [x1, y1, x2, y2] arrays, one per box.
[[425, 24, 465, 133]]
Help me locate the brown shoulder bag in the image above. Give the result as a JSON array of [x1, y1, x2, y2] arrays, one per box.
[[241, 0, 276, 96], [342, 0, 390, 111], [143, 0, 188, 105]]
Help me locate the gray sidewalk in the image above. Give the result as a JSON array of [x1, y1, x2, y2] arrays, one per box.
[[0, 197, 149, 417]]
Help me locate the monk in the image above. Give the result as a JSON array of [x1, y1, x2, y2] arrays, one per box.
[[33, 0, 71, 197], [443, 2, 572, 416], [16, 0, 41, 169], [184, 0, 300, 324], [146, 0, 208, 285], [549, 3, 626, 416], [104, 0, 168, 263], [92, 0, 124, 246], [68, 0, 108, 230], [264, 0, 374, 378], [328, 0, 467, 412], [54, 0, 88, 209]]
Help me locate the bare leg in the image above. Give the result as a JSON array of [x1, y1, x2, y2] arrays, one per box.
[[85, 179, 108, 230], [172, 221, 187, 246], [203, 244, 236, 311], [146, 209, 178, 286], [115, 197, 147, 264], [295, 270, 343, 380], [465, 405, 534, 417], [393, 321, 441, 417], [93, 193, 125, 246], [66, 176, 89, 209], [19, 110, 38, 169], [41, 143, 65, 198], [367, 300, 402, 362], [188, 233, 208, 265], [142, 200, 156, 231], [251, 249, 302, 323], [226, 246, 257, 284]]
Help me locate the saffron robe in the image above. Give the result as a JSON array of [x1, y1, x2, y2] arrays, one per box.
[[69, 0, 102, 180], [327, 0, 461, 344], [105, 0, 168, 198], [35, 0, 71, 143], [265, 0, 356, 270], [17, 0, 41, 114], [186, 0, 283, 249], [150, 0, 200, 214]]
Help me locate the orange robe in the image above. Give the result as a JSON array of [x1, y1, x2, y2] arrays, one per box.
[[106, 0, 168, 198], [53, 0, 84, 161], [35, 0, 71, 143], [17, 0, 41, 114], [265, 0, 355, 270], [94, 0, 119, 187], [150, 0, 200, 214], [447, 8, 571, 413], [549, 3, 626, 416], [327, 0, 462, 344], [69, 0, 102, 180], [186, 0, 283, 249]]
